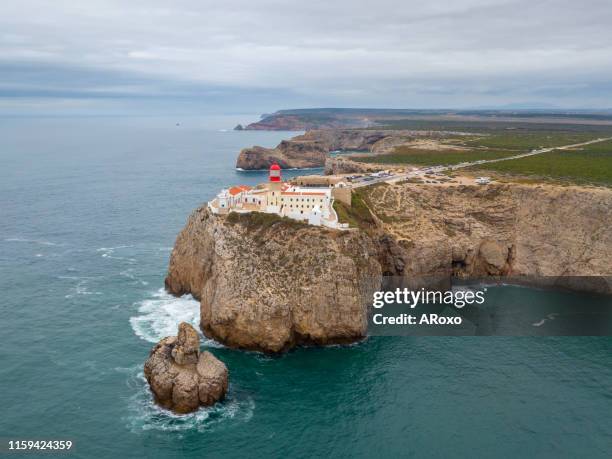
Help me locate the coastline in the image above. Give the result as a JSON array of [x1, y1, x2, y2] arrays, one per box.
[[3, 119, 612, 457], [165, 175, 612, 352]]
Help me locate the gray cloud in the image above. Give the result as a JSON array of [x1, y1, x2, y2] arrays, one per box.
[[1, 0, 611, 115]]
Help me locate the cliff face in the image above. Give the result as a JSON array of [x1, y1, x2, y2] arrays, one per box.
[[236, 139, 328, 170], [244, 115, 355, 131], [166, 182, 611, 352], [361, 182, 612, 290], [235, 129, 444, 170], [165, 210, 381, 352]]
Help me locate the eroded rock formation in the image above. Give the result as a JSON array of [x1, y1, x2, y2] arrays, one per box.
[[144, 322, 228, 413], [236, 140, 328, 170], [361, 182, 612, 288], [235, 129, 463, 170]]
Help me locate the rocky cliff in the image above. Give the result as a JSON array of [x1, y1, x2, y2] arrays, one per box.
[[359, 182, 612, 291], [165, 211, 381, 352], [236, 139, 328, 170], [166, 182, 612, 352], [243, 114, 355, 131], [236, 129, 457, 170]]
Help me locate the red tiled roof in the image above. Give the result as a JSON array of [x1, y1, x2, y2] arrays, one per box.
[[228, 185, 252, 196]]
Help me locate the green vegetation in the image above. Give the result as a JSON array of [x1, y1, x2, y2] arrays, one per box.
[[355, 147, 518, 166], [352, 129, 611, 169], [373, 118, 612, 134], [355, 184, 405, 224], [467, 140, 612, 186], [464, 132, 600, 150], [333, 190, 376, 230], [225, 211, 308, 230]]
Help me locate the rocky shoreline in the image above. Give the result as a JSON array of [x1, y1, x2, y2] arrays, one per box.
[[164, 181, 612, 353], [235, 129, 463, 170]]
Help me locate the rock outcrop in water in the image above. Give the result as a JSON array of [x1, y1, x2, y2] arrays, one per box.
[[144, 322, 228, 413], [165, 182, 612, 352]]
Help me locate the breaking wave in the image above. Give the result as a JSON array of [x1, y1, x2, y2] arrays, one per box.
[[130, 289, 200, 343], [129, 289, 222, 347]]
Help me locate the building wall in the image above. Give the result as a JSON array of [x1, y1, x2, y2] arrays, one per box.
[[308, 208, 322, 226], [291, 175, 345, 187], [280, 195, 328, 215], [214, 183, 338, 226]]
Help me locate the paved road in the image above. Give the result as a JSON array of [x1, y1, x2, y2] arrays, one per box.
[[351, 136, 612, 188]]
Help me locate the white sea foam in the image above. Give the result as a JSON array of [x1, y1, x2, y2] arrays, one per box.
[[120, 268, 149, 286], [97, 245, 134, 251], [130, 288, 221, 347], [532, 313, 558, 327], [4, 237, 60, 246], [121, 366, 253, 433], [127, 289, 228, 432], [96, 246, 136, 263], [63, 277, 102, 298]]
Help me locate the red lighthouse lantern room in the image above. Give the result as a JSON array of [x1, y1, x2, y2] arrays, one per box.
[[269, 163, 281, 182]]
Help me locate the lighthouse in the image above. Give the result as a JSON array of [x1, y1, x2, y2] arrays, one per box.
[[267, 163, 282, 210], [269, 163, 281, 182]]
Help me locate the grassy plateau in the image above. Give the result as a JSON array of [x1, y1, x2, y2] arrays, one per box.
[[467, 140, 612, 186], [352, 128, 612, 186]]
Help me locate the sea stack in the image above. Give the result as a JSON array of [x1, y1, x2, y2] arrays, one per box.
[[144, 322, 228, 414]]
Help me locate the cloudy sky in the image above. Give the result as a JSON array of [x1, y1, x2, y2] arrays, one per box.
[[1, 0, 611, 116]]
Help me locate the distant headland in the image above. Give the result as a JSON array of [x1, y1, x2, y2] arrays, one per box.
[[236, 108, 612, 131]]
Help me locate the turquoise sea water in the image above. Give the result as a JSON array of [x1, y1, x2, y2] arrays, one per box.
[[1, 118, 611, 458]]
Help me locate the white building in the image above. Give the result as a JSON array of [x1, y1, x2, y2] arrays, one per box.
[[208, 164, 343, 229]]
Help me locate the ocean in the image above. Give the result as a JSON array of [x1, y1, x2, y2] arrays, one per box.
[[0, 117, 610, 458]]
